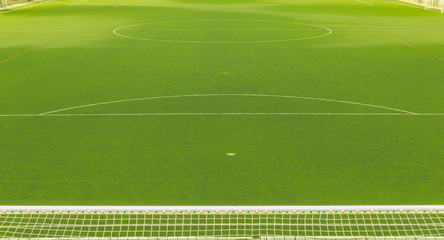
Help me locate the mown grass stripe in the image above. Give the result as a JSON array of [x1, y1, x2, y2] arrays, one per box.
[[0, 33, 63, 64], [74, 4, 123, 29], [325, 6, 443, 62], [381, 32, 444, 62]]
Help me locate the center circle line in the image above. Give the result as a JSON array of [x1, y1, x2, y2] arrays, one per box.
[[112, 19, 333, 43]]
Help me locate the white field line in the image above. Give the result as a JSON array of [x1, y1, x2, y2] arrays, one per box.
[[0, 0, 55, 15], [1, 205, 444, 212], [1, 113, 444, 117], [38, 94, 417, 115], [67, 0, 87, 6], [355, 0, 374, 6], [128, 3, 281, 8], [0, 29, 328, 32], [3, 28, 444, 32], [112, 19, 333, 43], [116, 28, 327, 31]]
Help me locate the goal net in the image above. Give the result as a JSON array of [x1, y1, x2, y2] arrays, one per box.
[[1, 206, 443, 239], [0, 0, 40, 10], [400, 0, 444, 12]]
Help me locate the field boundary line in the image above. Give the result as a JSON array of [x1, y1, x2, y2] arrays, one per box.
[[0, 33, 63, 64], [37, 94, 417, 115], [1, 113, 444, 117], [115, 28, 328, 31], [355, 0, 374, 6], [3, 28, 444, 32], [68, 0, 87, 6], [2, 205, 443, 211]]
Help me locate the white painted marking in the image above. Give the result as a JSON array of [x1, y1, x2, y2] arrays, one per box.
[[0, 113, 443, 117], [1, 205, 443, 212], [118, 28, 327, 31], [226, 153, 236, 156], [39, 94, 417, 115], [355, 0, 374, 6], [124, 3, 281, 9], [112, 19, 333, 43], [4, 28, 444, 33], [68, 0, 87, 6]]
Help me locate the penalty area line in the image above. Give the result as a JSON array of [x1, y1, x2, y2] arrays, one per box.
[[0, 113, 444, 117]]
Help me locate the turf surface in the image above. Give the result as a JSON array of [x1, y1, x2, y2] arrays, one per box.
[[0, 0, 443, 205]]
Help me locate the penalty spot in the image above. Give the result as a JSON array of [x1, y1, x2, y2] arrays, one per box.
[[226, 153, 236, 156]]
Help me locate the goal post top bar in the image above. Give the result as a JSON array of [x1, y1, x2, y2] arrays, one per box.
[[1, 205, 443, 213]]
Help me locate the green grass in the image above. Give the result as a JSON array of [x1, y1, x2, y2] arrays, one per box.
[[0, 0, 443, 205]]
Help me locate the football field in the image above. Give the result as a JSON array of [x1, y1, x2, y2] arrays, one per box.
[[0, 0, 443, 206]]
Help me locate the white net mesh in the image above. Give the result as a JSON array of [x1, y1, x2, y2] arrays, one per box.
[[1, 207, 443, 239], [0, 0, 40, 10], [400, 0, 444, 12]]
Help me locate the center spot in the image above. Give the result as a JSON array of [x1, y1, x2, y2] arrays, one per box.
[[113, 19, 332, 43]]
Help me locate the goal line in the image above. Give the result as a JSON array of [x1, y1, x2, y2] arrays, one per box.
[[1, 206, 443, 239]]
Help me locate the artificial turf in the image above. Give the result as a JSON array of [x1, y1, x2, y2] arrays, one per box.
[[0, 0, 443, 206]]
